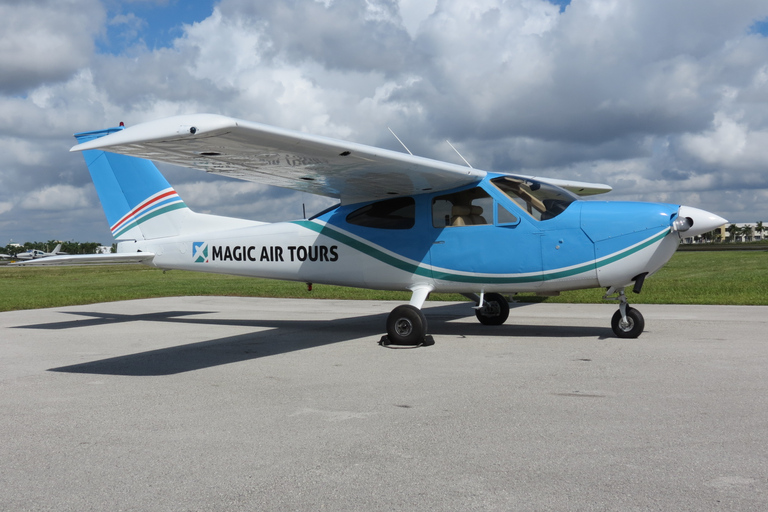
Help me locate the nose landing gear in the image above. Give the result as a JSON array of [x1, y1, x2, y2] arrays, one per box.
[[605, 287, 645, 338]]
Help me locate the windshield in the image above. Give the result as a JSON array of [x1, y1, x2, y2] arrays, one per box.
[[491, 176, 579, 221]]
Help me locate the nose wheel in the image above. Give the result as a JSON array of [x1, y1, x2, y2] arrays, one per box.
[[605, 287, 645, 338], [611, 307, 644, 338]]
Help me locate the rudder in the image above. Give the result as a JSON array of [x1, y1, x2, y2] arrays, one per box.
[[75, 127, 192, 240]]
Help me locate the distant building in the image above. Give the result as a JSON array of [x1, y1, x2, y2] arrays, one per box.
[[681, 222, 764, 244]]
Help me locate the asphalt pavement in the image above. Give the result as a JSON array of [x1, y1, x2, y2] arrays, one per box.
[[1, 297, 767, 511]]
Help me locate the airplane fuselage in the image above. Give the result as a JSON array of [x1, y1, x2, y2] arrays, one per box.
[[129, 174, 682, 296], [67, 115, 726, 340]]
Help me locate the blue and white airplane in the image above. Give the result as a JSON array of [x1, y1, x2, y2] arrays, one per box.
[[47, 114, 727, 342]]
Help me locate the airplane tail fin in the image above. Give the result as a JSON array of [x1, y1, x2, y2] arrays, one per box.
[[51, 243, 62, 254], [75, 127, 195, 241]]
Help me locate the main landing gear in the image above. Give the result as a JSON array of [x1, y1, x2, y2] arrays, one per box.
[[473, 292, 510, 325], [605, 287, 645, 338], [383, 305, 432, 346], [381, 285, 435, 347], [381, 289, 512, 347], [382, 285, 646, 345]]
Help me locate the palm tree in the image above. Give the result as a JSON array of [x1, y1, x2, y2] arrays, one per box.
[[727, 224, 739, 242], [741, 225, 753, 242], [756, 221, 765, 241]]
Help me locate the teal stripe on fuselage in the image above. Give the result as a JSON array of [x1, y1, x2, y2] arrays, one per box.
[[292, 220, 670, 285], [294, 220, 433, 278]]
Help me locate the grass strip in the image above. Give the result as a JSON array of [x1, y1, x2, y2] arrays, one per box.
[[1, 250, 766, 312]]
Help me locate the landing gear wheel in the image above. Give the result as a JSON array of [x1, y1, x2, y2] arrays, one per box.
[[611, 307, 645, 338], [475, 293, 510, 326], [385, 305, 428, 345]]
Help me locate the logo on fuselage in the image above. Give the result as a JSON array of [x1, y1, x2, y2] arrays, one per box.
[[193, 242, 209, 263], [192, 241, 339, 263]]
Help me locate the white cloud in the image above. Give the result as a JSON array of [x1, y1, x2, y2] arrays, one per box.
[[0, 0, 104, 93], [398, 0, 436, 37], [19, 184, 91, 210], [2, 0, 768, 244]]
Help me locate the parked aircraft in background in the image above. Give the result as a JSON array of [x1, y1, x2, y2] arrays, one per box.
[[14, 243, 66, 261], [21, 114, 726, 342]]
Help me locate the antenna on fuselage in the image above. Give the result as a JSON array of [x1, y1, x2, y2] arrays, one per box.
[[446, 140, 473, 169], [388, 127, 413, 155]]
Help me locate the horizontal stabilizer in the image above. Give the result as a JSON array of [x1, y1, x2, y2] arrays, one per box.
[[10, 253, 155, 266]]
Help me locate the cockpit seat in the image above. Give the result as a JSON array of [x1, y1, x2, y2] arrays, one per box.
[[451, 205, 488, 226], [451, 205, 473, 226]]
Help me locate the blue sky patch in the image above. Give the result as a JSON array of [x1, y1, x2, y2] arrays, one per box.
[[548, 0, 571, 13], [750, 17, 768, 36], [99, 0, 215, 54]]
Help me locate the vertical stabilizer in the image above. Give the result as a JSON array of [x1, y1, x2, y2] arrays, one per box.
[[75, 127, 193, 240]]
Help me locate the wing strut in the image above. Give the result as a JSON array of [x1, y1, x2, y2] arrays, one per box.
[[446, 140, 473, 168], [388, 127, 413, 155]]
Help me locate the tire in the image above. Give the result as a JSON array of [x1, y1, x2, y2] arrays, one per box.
[[611, 307, 645, 338], [475, 293, 510, 326], [386, 305, 428, 345]]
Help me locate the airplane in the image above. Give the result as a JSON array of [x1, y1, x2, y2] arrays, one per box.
[[23, 113, 726, 343], [14, 243, 67, 261]]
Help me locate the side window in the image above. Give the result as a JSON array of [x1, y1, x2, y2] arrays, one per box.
[[496, 202, 519, 225], [432, 188, 492, 227], [346, 197, 415, 229]]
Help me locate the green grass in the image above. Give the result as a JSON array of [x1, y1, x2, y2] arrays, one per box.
[[534, 250, 768, 305], [1, 250, 766, 312]]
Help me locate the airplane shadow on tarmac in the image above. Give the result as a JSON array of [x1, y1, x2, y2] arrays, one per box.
[[14, 303, 612, 376]]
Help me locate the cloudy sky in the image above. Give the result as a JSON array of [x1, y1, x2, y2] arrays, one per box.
[[1, 0, 767, 245]]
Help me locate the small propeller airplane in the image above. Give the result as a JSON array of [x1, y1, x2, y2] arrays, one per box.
[[14, 243, 66, 261], [21, 114, 726, 342]]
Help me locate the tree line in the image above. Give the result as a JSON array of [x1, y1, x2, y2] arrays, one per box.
[[2, 240, 114, 257], [726, 221, 765, 242]]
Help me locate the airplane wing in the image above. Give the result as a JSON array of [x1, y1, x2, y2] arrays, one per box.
[[71, 114, 486, 205], [10, 253, 155, 266], [71, 113, 610, 203]]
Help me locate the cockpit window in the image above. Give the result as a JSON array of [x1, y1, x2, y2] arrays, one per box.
[[491, 176, 578, 221], [346, 197, 415, 229]]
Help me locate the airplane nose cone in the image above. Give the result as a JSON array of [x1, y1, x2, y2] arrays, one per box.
[[674, 206, 727, 238]]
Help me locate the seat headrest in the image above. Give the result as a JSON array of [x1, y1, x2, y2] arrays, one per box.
[[451, 205, 472, 216]]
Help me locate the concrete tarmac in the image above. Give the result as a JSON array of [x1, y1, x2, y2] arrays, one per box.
[[1, 297, 767, 511]]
